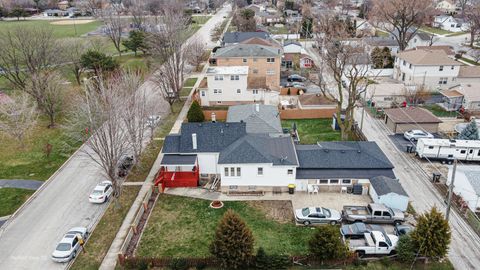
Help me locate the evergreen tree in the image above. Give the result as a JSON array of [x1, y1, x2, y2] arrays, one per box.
[[254, 247, 290, 270], [210, 209, 254, 269], [80, 50, 118, 78], [458, 120, 479, 140], [187, 100, 205, 122], [308, 225, 349, 263], [382, 47, 394, 68], [410, 207, 451, 260], [122, 31, 147, 56], [9, 7, 28, 21], [397, 234, 416, 262], [370, 47, 384, 69], [300, 17, 313, 38]]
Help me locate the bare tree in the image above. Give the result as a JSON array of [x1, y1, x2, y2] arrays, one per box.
[[465, 3, 480, 47], [371, 0, 433, 51], [124, 0, 147, 30], [102, 10, 126, 55], [403, 85, 431, 105], [470, 49, 480, 63], [74, 0, 104, 17], [211, 22, 224, 42], [458, 0, 469, 18], [188, 38, 207, 72], [149, 7, 191, 110], [0, 92, 38, 145], [28, 72, 65, 128], [315, 15, 374, 140], [61, 38, 93, 85]]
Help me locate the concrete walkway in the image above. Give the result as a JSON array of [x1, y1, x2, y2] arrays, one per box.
[[0, 180, 43, 190]]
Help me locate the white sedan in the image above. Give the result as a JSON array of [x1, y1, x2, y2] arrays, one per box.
[[295, 207, 342, 226], [51, 227, 88, 263], [88, 181, 113, 203], [403, 129, 434, 141]]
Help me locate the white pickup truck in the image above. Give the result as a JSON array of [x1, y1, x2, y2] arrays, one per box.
[[345, 230, 399, 257]]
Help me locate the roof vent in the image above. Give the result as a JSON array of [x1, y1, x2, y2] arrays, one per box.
[[357, 150, 361, 153], [341, 150, 345, 153], [324, 149, 329, 153], [192, 133, 197, 150]]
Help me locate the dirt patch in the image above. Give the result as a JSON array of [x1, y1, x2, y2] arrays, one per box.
[[50, 19, 95, 25], [247, 200, 294, 224]]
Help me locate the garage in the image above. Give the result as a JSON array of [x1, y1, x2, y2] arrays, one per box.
[[369, 176, 409, 211], [384, 107, 442, 134]]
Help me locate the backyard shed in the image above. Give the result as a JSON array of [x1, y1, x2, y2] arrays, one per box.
[[383, 107, 442, 133], [369, 176, 409, 211]]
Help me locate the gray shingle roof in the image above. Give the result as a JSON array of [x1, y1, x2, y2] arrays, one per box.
[[295, 142, 394, 169], [162, 122, 247, 153], [462, 169, 480, 196], [295, 168, 396, 180], [227, 104, 282, 134], [223, 32, 270, 45], [219, 134, 298, 165], [370, 176, 408, 197], [161, 154, 197, 165], [214, 44, 281, 58]]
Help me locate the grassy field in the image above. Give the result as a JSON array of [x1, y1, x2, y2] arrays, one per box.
[[282, 119, 341, 144], [192, 15, 212, 25], [268, 25, 290, 35], [70, 186, 141, 270], [460, 57, 480, 66], [0, 188, 35, 216], [420, 26, 452, 35], [0, 20, 102, 38], [116, 54, 150, 73], [137, 195, 315, 257], [423, 104, 460, 118]]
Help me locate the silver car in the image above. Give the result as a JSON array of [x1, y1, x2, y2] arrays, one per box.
[[404, 129, 434, 141], [51, 227, 88, 263], [295, 207, 342, 226]]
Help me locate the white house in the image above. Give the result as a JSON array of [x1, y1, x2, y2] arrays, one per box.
[[198, 66, 278, 106], [393, 48, 462, 90], [447, 165, 480, 213], [366, 83, 406, 108], [436, 0, 457, 13], [369, 176, 409, 211], [448, 83, 480, 111], [433, 15, 469, 32], [406, 32, 433, 49]]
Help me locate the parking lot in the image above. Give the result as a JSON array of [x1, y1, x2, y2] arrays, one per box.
[[388, 133, 441, 153]]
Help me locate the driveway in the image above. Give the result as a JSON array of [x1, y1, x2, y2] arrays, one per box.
[[355, 108, 480, 270]]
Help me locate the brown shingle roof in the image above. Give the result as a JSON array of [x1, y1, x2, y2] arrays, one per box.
[[397, 49, 460, 66], [441, 89, 463, 98], [384, 107, 442, 123], [458, 66, 480, 78], [299, 94, 336, 106], [240, 37, 281, 48], [414, 46, 454, 56]]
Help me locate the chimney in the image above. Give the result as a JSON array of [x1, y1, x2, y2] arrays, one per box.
[[192, 133, 197, 150], [255, 103, 260, 112]]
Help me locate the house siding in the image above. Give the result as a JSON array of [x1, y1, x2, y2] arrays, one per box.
[[369, 188, 409, 211], [215, 57, 281, 89]]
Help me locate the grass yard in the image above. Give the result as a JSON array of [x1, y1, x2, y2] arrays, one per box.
[[0, 188, 35, 216], [375, 30, 389, 37], [0, 20, 102, 38], [446, 31, 467, 37], [420, 26, 452, 35], [282, 119, 341, 144], [422, 104, 460, 118], [184, 77, 198, 87], [192, 15, 212, 25], [116, 54, 150, 73], [137, 195, 315, 257], [459, 57, 480, 66], [268, 25, 290, 35], [70, 186, 141, 270]]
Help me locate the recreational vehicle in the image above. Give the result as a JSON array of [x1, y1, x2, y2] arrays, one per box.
[[415, 138, 480, 163]]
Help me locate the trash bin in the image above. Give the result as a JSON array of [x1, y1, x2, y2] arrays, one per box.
[[406, 145, 412, 153], [288, 184, 295, 194], [432, 173, 441, 183]]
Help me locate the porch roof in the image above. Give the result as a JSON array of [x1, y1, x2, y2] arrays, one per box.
[[161, 154, 197, 165], [441, 89, 463, 98]]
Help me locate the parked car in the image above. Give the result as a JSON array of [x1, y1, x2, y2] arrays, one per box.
[[287, 74, 306, 82], [340, 222, 385, 239], [342, 203, 405, 225], [89, 181, 113, 203], [394, 224, 413, 236], [118, 155, 134, 177], [404, 129, 434, 141], [345, 230, 399, 257], [51, 227, 88, 263], [295, 207, 342, 226]]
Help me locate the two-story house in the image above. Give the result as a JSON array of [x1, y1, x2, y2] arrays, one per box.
[[393, 48, 462, 89], [197, 66, 279, 106], [209, 43, 282, 90], [433, 15, 469, 32]]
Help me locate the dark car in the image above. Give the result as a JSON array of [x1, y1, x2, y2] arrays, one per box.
[[118, 155, 134, 177], [340, 222, 385, 239], [287, 74, 306, 82], [394, 224, 413, 236]]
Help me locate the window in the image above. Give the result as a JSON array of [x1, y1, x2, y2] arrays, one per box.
[[213, 89, 222, 94], [237, 89, 241, 94], [383, 211, 391, 217], [257, 167, 263, 176], [252, 89, 259, 94], [330, 179, 339, 184], [342, 179, 351, 184], [451, 65, 455, 70], [319, 179, 329, 184], [237, 167, 241, 177], [248, 186, 256, 190], [267, 69, 275, 75], [229, 185, 238, 190], [242, 58, 247, 63], [403, 60, 406, 66], [267, 57, 275, 63], [253, 68, 259, 74], [428, 146, 434, 149], [379, 242, 389, 247], [439, 65, 444, 71], [374, 211, 382, 216], [460, 150, 466, 154], [230, 167, 235, 176], [287, 169, 293, 175], [201, 91, 206, 97], [216, 101, 222, 104], [438, 77, 448, 84], [224, 167, 229, 177], [214, 75, 223, 81], [230, 75, 239, 80]]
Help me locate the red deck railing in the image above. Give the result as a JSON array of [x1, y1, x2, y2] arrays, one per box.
[[154, 166, 199, 192]]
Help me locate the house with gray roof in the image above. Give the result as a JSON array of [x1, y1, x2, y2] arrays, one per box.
[[222, 32, 271, 47], [227, 104, 282, 134], [369, 176, 409, 211], [447, 165, 480, 213]]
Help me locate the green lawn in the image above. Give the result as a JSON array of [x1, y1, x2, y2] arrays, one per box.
[[137, 195, 315, 257], [447, 31, 467, 37], [116, 54, 149, 73], [422, 104, 460, 118], [268, 25, 290, 35], [0, 188, 35, 216], [0, 20, 102, 38], [420, 26, 452, 35], [192, 15, 212, 25], [460, 57, 480, 66], [282, 119, 341, 144], [184, 77, 198, 87]]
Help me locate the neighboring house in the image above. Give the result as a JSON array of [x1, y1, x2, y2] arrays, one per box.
[[221, 32, 271, 47], [363, 37, 399, 55], [369, 176, 409, 211], [282, 41, 314, 69], [366, 83, 406, 108], [457, 66, 480, 84], [245, 4, 265, 14], [356, 20, 376, 37], [210, 43, 282, 90], [436, 0, 457, 13], [295, 142, 395, 192], [241, 37, 282, 48], [383, 107, 442, 133], [256, 11, 283, 25], [440, 89, 464, 111], [198, 66, 278, 106], [227, 104, 283, 134], [446, 165, 480, 213], [43, 9, 69, 16], [433, 15, 469, 32], [284, 9, 301, 24], [447, 83, 480, 111], [406, 32, 433, 49], [58, 0, 69, 10], [343, 53, 372, 81], [393, 49, 462, 89], [283, 40, 307, 54]]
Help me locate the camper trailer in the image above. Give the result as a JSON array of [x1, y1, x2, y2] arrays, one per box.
[[415, 138, 480, 163]]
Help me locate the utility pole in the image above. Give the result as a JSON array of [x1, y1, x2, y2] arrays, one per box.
[[446, 159, 457, 221]]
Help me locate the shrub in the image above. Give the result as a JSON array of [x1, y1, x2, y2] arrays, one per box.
[[308, 225, 349, 263], [210, 209, 254, 269], [397, 234, 416, 262], [195, 261, 207, 270], [254, 247, 290, 269], [187, 101, 205, 122], [168, 258, 188, 270]]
